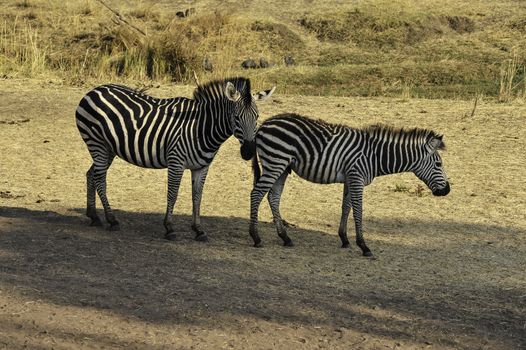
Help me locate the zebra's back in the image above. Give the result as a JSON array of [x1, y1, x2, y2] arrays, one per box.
[[75, 84, 195, 168], [257, 114, 364, 184]]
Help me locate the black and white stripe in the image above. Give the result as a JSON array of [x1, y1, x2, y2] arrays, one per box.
[[76, 77, 274, 240], [249, 113, 450, 256]]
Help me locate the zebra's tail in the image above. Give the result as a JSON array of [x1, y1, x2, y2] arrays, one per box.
[[252, 151, 261, 186]]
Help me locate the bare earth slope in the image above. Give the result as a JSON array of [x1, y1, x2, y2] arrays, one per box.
[[0, 79, 525, 349]]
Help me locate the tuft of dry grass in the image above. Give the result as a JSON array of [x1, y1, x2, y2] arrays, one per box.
[[0, 18, 47, 77], [499, 52, 525, 102]]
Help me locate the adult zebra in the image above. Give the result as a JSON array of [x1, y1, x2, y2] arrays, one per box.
[[76, 77, 275, 241], [249, 113, 450, 256]]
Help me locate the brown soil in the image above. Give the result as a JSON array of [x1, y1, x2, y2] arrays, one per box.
[[0, 78, 525, 349]]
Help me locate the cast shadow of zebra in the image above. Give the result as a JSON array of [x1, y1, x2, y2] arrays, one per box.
[[0, 205, 524, 349]]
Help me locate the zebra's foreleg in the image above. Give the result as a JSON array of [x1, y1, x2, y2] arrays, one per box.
[[249, 185, 266, 247], [93, 156, 119, 231], [338, 181, 351, 248], [164, 163, 185, 241], [348, 179, 372, 257], [86, 164, 102, 227], [268, 172, 293, 247], [250, 165, 287, 247], [190, 166, 210, 242]]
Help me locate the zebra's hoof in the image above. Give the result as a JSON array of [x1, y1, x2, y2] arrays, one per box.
[[165, 232, 177, 241], [89, 218, 103, 227], [283, 240, 294, 247], [363, 251, 374, 257], [108, 222, 120, 231], [195, 233, 209, 242], [253, 241, 263, 248], [341, 242, 350, 248]]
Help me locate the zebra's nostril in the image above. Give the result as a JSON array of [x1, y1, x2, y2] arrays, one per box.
[[432, 182, 450, 196]]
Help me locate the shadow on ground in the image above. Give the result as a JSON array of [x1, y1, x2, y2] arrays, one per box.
[[0, 205, 524, 349]]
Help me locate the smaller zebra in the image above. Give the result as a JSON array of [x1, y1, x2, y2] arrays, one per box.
[[250, 113, 450, 256]]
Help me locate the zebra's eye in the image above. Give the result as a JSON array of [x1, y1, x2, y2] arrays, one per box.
[[435, 161, 442, 167]]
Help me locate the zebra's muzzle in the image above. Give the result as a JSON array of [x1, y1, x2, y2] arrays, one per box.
[[240, 140, 256, 160], [432, 182, 450, 196]]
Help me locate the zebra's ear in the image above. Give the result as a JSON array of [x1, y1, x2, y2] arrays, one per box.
[[253, 86, 276, 102], [225, 82, 241, 102], [429, 135, 446, 151]]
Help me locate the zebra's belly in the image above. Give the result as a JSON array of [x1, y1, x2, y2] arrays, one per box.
[[116, 139, 167, 168], [117, 152, 167, 169], [291, 162, 345, 184]]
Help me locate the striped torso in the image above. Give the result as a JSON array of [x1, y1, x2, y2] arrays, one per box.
[[75, 84, 222, 169], [257, 114, 368, 184]]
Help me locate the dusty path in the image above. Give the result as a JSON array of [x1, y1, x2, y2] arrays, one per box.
[[1, 79, 525, 349]]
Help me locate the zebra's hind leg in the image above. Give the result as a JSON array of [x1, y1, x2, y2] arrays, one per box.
[[86, 165, 102, 227], [268, 171, 293, 247], [190, 166, 210, 242], [93, 154, 120, 231]]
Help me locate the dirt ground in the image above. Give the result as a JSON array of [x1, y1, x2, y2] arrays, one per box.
[[0, 78, 525, 349]]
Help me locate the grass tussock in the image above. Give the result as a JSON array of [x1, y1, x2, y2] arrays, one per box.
[[0, 0, 525, 99], [499, 52, 526, 102]]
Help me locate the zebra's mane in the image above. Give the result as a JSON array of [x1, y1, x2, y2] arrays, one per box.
[[365, 124, 445, 149], [192, 77, 252, 103], [268, 113, 343, 132], [268, 113, 445, 149]]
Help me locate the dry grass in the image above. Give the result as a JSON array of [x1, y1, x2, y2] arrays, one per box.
[[499, 52, 526, 102], [0, 78, 525, 349], [1, 0, 526, 98]]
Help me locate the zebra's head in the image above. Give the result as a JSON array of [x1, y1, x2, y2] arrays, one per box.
[[224, 80, 275, 160], [413, 134, 450, 196]]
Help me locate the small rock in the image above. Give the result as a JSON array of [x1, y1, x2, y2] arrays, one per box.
[[259, 57, 269, 68], [241, 59, 257, 69], [284, 55, 295, 66], [203, 57, 213, 72]]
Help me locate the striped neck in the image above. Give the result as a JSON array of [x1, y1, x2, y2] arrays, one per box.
[[365, 125, 435, 176], [180, 98, 234, 155]]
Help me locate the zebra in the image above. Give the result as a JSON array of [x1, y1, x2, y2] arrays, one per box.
[[75, 77, 275, 241], [249, 113, 450, 256]]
